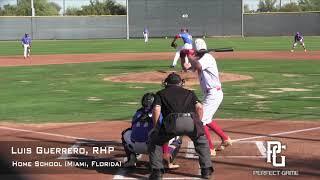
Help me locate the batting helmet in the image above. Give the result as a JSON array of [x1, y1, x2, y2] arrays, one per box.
[[194, 38, 207, 51], [141, 93, 155, 109]]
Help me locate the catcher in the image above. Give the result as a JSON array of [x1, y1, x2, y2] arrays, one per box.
[[21, 33, 32, 59], [170, 28, 193, 70], [121, 93, 182, 169]]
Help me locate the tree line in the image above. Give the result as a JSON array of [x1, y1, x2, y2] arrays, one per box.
[[0, 0, 126, 16], [245, 0, 320, 13]]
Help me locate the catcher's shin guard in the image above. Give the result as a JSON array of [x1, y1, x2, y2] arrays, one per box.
[[121, 128, 133, 157]]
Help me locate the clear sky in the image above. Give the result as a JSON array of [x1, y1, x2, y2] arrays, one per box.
[[0, 0, 298, 11]]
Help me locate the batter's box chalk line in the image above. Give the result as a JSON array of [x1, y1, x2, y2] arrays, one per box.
[[186, 140, 267, 159]]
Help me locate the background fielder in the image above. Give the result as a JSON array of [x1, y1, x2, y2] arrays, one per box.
[[143, 27, 149, 43], [21, 33, 32, 59], [291, 32, 306, 52]]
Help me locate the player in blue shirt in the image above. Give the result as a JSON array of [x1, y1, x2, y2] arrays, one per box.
[[291, 32, 306, 52], [21, 33, 32, 59], [121, 93, 182, 168], [170, 28, 193, 69]]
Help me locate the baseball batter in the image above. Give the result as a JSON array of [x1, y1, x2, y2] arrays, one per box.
[[121, 93, 181, 169], [21, 33, 32, 59], [184, 38, 232, 156], [143, 27, 149, 43], [170, 28, 193, 68], [291, 32, 306, 52]]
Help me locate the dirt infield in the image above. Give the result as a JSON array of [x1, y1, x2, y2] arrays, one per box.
[[0, 51, 319, 180], [0, 51, 319, 67], [104, 71, 253, 86], [0, 119, 319, 180]]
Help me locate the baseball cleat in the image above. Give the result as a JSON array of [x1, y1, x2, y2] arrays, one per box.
[[290, 50, 294, 52], [210, 148, 216, 156], [165, 163, 180, 169], [149, 169, 163, 180], [304, 49, 307, 52], [170, 65, 175, 68], [123, 161, 136, 168], [216, 137, 233, 151], [123, 154, 137, 168], [201, 167, 213, 179]]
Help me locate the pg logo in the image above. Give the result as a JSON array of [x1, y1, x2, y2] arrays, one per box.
[[266, 141, 286, 167]]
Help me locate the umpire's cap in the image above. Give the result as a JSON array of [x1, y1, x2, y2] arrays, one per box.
[[163, 72, 184, 86]]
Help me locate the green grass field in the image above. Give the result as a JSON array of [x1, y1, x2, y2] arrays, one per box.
[[0, 36, 319, 56], [0, 59, 319, 123], [0, 36, 319, 123]]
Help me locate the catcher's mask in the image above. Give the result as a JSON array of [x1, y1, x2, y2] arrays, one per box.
[[141, 93, 155, 109], [162, 72, 185, 87]]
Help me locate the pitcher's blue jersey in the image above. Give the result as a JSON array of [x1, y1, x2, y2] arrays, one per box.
[[177, 32, 192, 45]]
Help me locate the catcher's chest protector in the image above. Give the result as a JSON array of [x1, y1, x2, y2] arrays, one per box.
[[131, 111, 153, 142]]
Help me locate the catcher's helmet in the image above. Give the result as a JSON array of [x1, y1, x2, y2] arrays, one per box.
[[163, 72, 184, 87], [141, 93, 155, 108]]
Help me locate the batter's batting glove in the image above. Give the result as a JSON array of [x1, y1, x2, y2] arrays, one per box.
[[171, 42, 177, 49]]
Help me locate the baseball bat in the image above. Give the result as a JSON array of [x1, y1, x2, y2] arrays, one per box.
[[207, 48, 234, 52]]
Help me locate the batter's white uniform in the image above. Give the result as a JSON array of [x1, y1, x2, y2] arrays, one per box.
[[198, 53, 223, 125]]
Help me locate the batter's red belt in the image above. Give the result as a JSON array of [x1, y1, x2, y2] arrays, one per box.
[[206, 86, 221, 93]]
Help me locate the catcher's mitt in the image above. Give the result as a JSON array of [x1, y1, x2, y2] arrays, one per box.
[[171, 42, 177, 49]]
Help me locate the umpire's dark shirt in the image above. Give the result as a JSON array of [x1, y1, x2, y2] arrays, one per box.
[[153, 85, 200, 118]]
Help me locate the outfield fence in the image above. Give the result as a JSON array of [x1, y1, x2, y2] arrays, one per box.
[[0, 16, 126, 40], [244, 12, 320, 36], [0, 2, 320, 40]]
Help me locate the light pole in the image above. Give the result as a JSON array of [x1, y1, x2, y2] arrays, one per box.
[[279, 0, 282, 9], [31, 0, 35, 16]]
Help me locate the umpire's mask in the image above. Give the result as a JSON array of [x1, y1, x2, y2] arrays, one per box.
[[163, 72, 185, 87]]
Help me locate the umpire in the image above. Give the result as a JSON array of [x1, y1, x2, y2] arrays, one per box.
[[148, 72, 213, 179]]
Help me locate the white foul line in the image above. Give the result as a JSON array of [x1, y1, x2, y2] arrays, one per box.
[[233, 126, 320, 142], [0, 126, 97, 141], [186, 141, 266, 159]]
